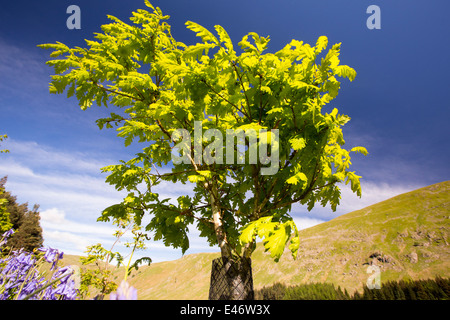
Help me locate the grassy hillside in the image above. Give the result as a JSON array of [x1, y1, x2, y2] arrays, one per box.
[[64, 181, 450, 299], [249, 180, 449, 294]]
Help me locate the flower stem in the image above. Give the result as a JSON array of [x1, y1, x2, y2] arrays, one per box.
[[123, 233, 141, 283]]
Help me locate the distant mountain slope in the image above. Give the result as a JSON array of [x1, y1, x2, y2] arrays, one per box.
[[66, 181, 450, 299], [249, 180, 449, 295]]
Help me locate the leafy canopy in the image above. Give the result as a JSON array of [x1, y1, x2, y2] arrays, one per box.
[[39, 1, 367, 262]]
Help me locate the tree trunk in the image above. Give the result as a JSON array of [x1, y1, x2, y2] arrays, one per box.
[[209, 256, 254, 300], [209, 183, 254, 300], [211, 185, 232, 259]]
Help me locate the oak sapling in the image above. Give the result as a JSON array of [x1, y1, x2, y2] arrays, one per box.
[[39, 0, 367, 299]]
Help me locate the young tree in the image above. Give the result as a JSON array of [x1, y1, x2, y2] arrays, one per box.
[[39, 1, 367, 299]]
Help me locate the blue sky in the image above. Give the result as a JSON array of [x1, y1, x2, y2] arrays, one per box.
[[0, 1, 449, 263]]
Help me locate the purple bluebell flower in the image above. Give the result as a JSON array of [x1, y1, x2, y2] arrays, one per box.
[[16, 250, 35, 266], [1, 231, 78, 300], [52, 266, 74, 284], [38, 247, 64, 270], [52, 278, 77, 299], [0, 229, 14, 246], [110, 280, 138, 300]]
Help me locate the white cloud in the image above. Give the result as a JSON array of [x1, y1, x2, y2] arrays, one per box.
[[41, 208, 66, 224], [291, 179, 421, 221], [340, 180, 420, 213], [0, 141, 125, 216], [2, 139, 112, 175], [38, 206, 122, 258], [44, 231, 93, 253], [293, 217, 326, 230], [0, 138, 205, 261], [40, 208, 114, 237], [0, 140, 124, 255]]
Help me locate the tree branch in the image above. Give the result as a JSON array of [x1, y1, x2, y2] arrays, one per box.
[[231, 61, 252, 121], [91, 80, 143, 101], [200, 78, 250, 121]]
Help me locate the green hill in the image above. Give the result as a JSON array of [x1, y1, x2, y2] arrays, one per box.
[[65, 180, 450, 299]]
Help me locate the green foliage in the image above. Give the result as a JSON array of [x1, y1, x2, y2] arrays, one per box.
[[79, 268, 117, 300], [284, 282, 351, 300], [355, 277, 450, 300], [239, 216, 299, 262], [0, 134, 8, 154], [0, 177, 43, 251], [255, 277, 450, 300], [0, 189, 12, 234], [78, 220, 151, 299], [39, 1, 366, 262], [254, 282, 288, 300], [78, 243, 120, 299], [255, 282, 350, 300]]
